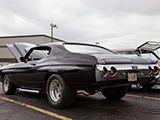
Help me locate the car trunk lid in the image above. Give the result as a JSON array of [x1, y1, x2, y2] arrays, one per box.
[[91, 53, 155, 64], [137, 41, 160, 51]]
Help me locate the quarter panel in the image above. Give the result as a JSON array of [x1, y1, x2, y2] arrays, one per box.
[[36, 65, 96, 84]]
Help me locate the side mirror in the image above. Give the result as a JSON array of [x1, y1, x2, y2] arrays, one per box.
[[20, 57, 25, 62]]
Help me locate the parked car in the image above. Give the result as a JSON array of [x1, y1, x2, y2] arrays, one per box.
[[115, 41, 160, 63], [115, 49, 140, 57], [115, 41, 160, 88], [0, 42, 159, 108]]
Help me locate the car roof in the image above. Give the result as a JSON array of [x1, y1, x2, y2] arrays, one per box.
[[6, 42, 117, 62]]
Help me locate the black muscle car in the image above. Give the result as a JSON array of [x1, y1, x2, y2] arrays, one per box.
[[0, 42, 159, 108]]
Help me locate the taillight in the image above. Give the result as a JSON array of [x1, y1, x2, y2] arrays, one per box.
[[153, 66, 159, 74], [110, 67, 117, 76], [148, 66, 152, 74], [103, 67, 108, 76]]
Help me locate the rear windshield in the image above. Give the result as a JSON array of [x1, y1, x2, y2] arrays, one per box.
[[63, 44, 114, 54], [140, 52, 158, 61]]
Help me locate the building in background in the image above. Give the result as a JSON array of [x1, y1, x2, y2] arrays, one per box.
[[0, 34, 64, 65]]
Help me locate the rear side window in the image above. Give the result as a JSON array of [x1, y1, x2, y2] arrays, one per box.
[[30, 49, 49, 60], [27, 46, 51, 61]]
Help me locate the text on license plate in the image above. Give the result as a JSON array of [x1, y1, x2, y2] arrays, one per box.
[[128, 73, 137, 81]]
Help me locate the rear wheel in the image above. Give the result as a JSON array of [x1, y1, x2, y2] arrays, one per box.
[[2, 75, 17, 95], [127, 84, 132, 90], [101, 86, 128, 100], [46, 74, 77, 108]]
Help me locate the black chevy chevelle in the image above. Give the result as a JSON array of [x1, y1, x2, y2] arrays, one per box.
[[0, 42, 159, 108]]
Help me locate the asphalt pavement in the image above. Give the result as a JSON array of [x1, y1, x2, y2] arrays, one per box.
[[0, 83, 160, 120]]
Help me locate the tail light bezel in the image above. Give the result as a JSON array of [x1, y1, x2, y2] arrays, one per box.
[[110, 66, 117, 76], [148, 66, 152, 74], [153, 66, 159, 74], [103, 67, 108, 77]]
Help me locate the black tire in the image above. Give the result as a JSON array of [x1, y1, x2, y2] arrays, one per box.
[[46, 74, 77, 109], [101, 86, 128, 100], [127, 84, 132, 91], [2, 75, 17, 95]]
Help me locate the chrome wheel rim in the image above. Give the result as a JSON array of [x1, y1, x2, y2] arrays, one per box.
[[49, 79, 62, 102], [3, 77, 9, 92]]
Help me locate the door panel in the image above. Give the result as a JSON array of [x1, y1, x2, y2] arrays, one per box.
[[13, 61, 41, 88]]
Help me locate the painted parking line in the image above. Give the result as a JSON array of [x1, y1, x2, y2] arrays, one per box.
[[126, 94, 160, 101], [0, 96, 72, 120]]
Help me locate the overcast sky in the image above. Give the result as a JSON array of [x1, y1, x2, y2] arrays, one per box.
[[0, 0, 160, 49]]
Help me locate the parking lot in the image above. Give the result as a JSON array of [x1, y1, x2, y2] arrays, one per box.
[[0, 83, 160, 120]]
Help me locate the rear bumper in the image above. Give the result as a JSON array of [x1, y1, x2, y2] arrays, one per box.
[[70, 77, 155, 90], [95, 64, 158, 84]]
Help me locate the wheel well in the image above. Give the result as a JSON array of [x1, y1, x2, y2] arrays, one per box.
[[44, 72, 65, 85], [45, 73, 59, 84], [1, 74, 6, 81]]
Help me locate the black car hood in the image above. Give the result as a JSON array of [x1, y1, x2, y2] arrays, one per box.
[[6, 43, 36, 62], [92, 53, 155, 64]]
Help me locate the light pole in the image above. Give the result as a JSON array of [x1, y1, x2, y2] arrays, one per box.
[[50, 23, 59, 42], [95, 42, 99, 45]]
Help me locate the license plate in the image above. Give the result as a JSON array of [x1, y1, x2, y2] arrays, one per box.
[[128, 73, 137, 81]]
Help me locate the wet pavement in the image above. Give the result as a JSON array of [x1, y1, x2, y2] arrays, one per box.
[[0, 83, 160, 120]]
